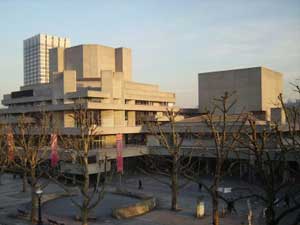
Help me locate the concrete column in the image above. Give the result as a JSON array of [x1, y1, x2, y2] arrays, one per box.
[[127, 111, 136, 127], [114, 110, 125, 127], [64, 112, 75, 128], [49, 47, 65, 75], [101, 110, 114, 127]]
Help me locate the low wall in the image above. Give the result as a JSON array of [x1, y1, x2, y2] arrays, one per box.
[[112, 188, 156, 219]]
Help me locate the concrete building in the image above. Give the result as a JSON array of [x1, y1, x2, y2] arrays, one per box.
[[1, 42, 176, 154], [198, 67, 283, 121], [147, 112, 300, 180], [146, 66, 299, 177], [24, 34, 70, 85]]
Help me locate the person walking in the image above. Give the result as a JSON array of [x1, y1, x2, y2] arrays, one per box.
[[138, 179, 143, 190]]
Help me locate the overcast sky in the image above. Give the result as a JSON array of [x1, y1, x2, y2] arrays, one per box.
[[0, 0, 299, 107]]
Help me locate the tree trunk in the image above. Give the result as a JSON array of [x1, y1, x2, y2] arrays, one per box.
[[82, 150, 90, 225], [171, 156, 178, 211], [31, 187, 38, 223], [22, 171, 27, 192], [171, 173, 178, 211], [81, 207, 88, 225], [30, 168, 37, 223], [265, 205, 276, 225], [0, 170, 3, 185], [212, 161, 221, 225], [212, 191, 219, 225]]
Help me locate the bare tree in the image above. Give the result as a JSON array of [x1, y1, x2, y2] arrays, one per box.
[[0, 124, 8, 185], [56, 106, 110, 225], [142, 109, 192, 211], [12, 113, 51, 223], [239, 86, 300, 225], [185, 92, 249, 225], [242, 119, 300, 225]]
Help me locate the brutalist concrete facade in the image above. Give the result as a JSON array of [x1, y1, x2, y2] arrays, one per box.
[[1, 43, 176, 147], [198, 67, 283, 121]]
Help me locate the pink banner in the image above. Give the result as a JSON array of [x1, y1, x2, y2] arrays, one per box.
[[50, 133, 59, 167], [117, 155, 123, 173], [116, 134, 123, 173], [7, 129, 14, 162]]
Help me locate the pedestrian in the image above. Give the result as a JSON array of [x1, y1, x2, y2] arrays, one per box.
[[227, 199, 238, 215], [138, 179, 143, 190], [198, 182, 202, 192]]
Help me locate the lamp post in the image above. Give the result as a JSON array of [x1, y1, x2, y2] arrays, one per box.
[[36, 187, 43, 225]]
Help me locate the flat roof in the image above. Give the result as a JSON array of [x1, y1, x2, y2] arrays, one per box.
[[198, 66, 282, 76]]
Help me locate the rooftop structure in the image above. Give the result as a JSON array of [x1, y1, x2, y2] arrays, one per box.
[[198, 67, 283, 121]]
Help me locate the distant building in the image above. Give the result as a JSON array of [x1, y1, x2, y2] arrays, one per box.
[[179, 108, 200, 118], [24, 34, 70, 85], [198, 67, 283, 121]]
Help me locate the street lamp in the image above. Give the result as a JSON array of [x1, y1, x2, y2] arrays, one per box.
[[36, 187, 43, 225]]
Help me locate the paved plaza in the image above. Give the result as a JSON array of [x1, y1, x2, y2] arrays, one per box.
[[0, 173, 269, 225]]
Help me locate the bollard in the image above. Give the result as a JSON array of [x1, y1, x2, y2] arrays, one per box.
[[196, 197, 205, 218]]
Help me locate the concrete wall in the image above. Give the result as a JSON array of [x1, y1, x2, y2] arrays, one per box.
[[63, 71, 77, 94], [101, 110, 114, 127], [124, 81, 175, 103], [114, 110, 125, 127], [113, 72, 124, 99], [198, 67, 283, 116], [115, 48, 132, 81], [101, 70, 114, 102], [127, 111, 136, 127], [82, 45, 100, 78], [49, 47, 65, 76], [51, 72, 64, 101], [261, 67, 283, 119], [96, 45, 115, 75], [65, 45, 84, 79], [101, 71, 124, 99], [51, 70, 76, 102], [64, 45, 116, 79]]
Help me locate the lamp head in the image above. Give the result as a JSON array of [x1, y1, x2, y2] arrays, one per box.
[[36, 188, 43, 196]]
